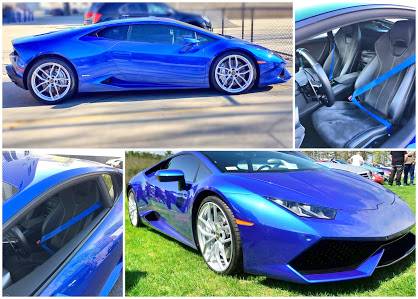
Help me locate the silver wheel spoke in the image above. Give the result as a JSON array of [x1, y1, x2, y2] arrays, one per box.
[[31, 62, 71, 102], [197, 202, 234, 272], [215, 55, 254, 93]]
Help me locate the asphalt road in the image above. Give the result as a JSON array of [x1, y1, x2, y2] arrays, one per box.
[[3, 17, 293, 148]]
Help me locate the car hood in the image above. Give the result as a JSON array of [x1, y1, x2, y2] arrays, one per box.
[[224, 169, 395, 211], [12, 26, 90, 46]]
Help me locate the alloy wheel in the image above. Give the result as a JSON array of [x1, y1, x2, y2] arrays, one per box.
[[214, 54, 254, 93], [197, 201, 233, 272], [31, 62, 71, 102], [128, 191, 138, 226]]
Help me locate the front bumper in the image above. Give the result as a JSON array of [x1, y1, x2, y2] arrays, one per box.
[[258, 62, 291, 86], [6, 64, 25, 90]]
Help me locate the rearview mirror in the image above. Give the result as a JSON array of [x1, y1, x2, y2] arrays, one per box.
[[156, 169, 186, 190]]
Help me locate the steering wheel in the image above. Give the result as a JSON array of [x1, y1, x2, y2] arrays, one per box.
[[6, 226, 31, 257], [257, 165, 273, 171], [296, 48, 335, 107]]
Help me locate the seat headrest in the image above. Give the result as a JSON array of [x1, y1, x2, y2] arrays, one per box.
[[389, 20, 415, 56]]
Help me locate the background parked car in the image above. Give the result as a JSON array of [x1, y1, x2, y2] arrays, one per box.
[[317, 160, 372, 180], [84, 2, 212, 30]]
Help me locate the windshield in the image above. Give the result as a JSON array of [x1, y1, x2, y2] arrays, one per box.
[[202, 151, 323, 173], [3, 182, 18, 201]]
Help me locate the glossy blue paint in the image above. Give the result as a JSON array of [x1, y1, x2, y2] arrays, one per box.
[[128, 151, 415, 283], [8, 17, 290, 94], [39, 193, 123, 296], [3, 152, 123, 295]]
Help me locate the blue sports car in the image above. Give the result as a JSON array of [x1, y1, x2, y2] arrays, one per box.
[[127, 151, 415, 283], [294, 2, 415, 148], [6, 17, 290, 104], [2, 152, 123, 296]]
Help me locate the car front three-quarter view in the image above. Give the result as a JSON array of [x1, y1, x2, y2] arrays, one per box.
[[2, 152, 123, 296], [6, 17, 290, 104], [127, 151, 415, 284]]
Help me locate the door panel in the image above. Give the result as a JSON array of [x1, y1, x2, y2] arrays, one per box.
[[110, 24, 210, 88]]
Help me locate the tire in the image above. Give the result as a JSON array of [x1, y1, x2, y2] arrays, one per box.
[[128, 190, 142, 227], [195, 196, 243, 275], [27, 57, 77, 104], [211, 51, 257, 94]]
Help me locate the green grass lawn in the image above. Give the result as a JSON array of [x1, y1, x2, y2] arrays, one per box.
[[125, 184, 416, 296]]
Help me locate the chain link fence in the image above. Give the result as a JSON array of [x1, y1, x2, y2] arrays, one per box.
[[214, 7, 293, 59], [175, 3, 293, 59]]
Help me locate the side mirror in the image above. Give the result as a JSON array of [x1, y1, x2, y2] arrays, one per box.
[[183, 37, 200, 46], [156, 169, 186, 190]]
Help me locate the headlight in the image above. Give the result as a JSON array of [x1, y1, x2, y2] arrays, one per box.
[[266, 197, 337, 220]]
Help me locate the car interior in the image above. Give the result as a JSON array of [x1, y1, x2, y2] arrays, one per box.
[[295, 18, 415, 148], [2, 174, 121, 295]]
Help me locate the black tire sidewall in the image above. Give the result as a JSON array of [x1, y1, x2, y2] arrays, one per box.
[[27, 57, 77, 104], [210, 51, 257, 94], [196, 195, 243, 275]]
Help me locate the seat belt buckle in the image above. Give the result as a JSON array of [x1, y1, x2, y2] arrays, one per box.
[[36, 239, 40, 246], [348, 95, 353, 102]]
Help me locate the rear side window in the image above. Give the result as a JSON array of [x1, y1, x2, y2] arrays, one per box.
[[129, 24, 214, 45], [3, 182, 18, 201], [102, 174, 114, 200], [97, 25, 129, 40]]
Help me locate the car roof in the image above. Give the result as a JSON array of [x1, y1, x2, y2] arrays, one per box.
[[296, 2, 414, 23], [3, 152, 106, 194], [3, 152, 117, 223], [80, 17, 221, 39]]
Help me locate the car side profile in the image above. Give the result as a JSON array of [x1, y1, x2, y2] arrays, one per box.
[[294, 3, 415, 148], [127, 151, 415, 283], [2, 152, 123, 296], [6, 17, 290, 103], [84, 2, 213, 30]]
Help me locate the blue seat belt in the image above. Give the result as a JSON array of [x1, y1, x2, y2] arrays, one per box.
[[40, 202, 102, 254], [351, 54, 416, 134], [328, 41, 336, 80]]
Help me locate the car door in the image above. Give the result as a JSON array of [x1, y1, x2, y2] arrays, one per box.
[[37, 173, 123, 296], [150, 154, 200, 238], [109, 24, 211, 88]]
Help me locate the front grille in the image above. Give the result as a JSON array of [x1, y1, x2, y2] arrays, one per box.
[[290, 232, 415, 274]]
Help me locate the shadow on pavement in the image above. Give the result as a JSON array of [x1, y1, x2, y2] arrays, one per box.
[[3, 82, 274, 109]]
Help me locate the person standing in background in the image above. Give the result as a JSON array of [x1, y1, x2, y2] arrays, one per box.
[[389, 151, 407, 186], [349, 152, 364, 167], [403, 151, 416, 185]]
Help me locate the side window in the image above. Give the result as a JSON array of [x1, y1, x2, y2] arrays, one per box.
[[128, 24, 210, 45], [147, 3, 170, 15], [119, 3, 147, 14], [96, 26, 128, 40], [168, 155, 199, 183], [101, 174, 114, 200], [129, 24, 173, 44], [195, 163, 212, 182]]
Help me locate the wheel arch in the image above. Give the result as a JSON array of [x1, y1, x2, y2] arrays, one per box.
[[23, 53, 79, 90], [191, 188, 235, 247], [209, 48, 260, 87]]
